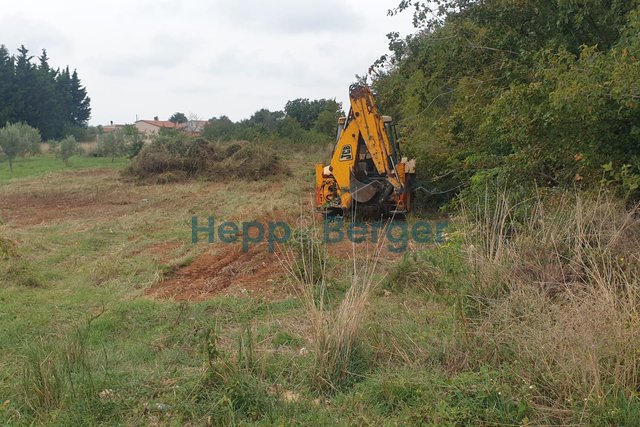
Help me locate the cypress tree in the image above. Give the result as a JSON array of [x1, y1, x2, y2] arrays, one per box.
[[70, 69, 91, 126], [0, 45, 16, 125], [0, 45, 91, 139]]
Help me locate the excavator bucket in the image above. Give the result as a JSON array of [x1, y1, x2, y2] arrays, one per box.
[[349, 170, 377, 203]]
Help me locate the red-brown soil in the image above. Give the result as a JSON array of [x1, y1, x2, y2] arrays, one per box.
[[0, 170, 141, 227], [145, 244, 290, 301]]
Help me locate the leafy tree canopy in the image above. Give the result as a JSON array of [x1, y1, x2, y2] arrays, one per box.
[[284, 98, 343, 131], [169, 112, 188, 124], [372, 0, 640, 203], [203, 97, 342, 144]]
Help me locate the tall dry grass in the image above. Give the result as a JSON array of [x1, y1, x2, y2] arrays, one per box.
[[279, 213, 388, 392], [461, 188, 640, 419]]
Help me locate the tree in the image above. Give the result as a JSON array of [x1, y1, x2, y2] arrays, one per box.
[[169, 112, 188, 124], [59, 135, 79, 166], [202, 115, 236, 141], [96, 126, 143, 160], [313, 110, 338, 137], [284, 98, 342, 130], [35, 50, 65, 139], [0, 122, 41, 173], [121, 124, 144, 158], [0, 46, 92, 139], [96, 132, 125, 162], [69, 69, 91, 126], [249, 108, 283, 132], [373, 0, 640, 202], [0, 46, 15, 126], [13, 46, 36, 128]]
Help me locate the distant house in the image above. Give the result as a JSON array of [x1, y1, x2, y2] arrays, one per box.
[[97, 122, 125, 141], [99, 121, 125, 135], [101, 125, 124, 134], [134, 119, 180, 139]]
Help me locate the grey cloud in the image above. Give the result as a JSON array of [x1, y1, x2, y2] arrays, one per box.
[[215, 0, 362, 34], [0, 15, 72, 54], [202, 46, 341, 88], [95, 33, 197, 78]]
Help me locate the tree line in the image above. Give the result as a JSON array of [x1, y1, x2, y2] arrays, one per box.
[[373, 0, 640, 202], [0, 45, 91, 141], [202, 98, 343, 144]]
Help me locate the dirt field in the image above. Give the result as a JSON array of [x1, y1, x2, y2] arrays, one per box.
[[1, 163, 411, 303], [2, 160, 401, 304]]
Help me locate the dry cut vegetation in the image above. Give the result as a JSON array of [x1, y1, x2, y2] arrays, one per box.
[[123, 137, 290, 184]]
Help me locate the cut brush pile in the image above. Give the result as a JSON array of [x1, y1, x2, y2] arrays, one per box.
[[123, 137, 289, 184]]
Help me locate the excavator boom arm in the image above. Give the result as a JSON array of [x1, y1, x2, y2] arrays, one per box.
[[316, 84, 415, 216]]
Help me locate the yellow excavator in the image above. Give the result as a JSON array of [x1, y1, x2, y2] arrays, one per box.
[[315, 84, 416, 217]]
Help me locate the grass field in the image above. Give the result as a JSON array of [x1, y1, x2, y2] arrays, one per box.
[[1, 152, 639, 426], [0, 155, 129, 183]]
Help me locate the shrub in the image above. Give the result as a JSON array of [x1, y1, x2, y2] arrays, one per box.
[[0, 122, 41, 173], [0, 236, 18, 258], [59, 135, 80, 165], [94, 125, 143, 160], [383, 251, 439, 293], [125, 137, 217, 179]]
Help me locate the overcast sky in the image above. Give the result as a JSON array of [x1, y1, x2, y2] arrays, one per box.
[[1, 0, 415, 126]]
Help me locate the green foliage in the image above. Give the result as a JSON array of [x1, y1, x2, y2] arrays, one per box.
[[202, 115, 235, 140], [602, 161, 640, 201], [64, 124, 98, 142], [375, 1, 640, 205], [0, 45, 91, 140], [313, 109, 339, 137], [0, 122, 41, 173], [95, 125, 143, 161], [58, 135, 80, 166], [284, 98, 343, 132], [168, 112, 188, 124], [202, 97, 341, 144], [383, 250, 439, 293], [95, 132, 125, 161]]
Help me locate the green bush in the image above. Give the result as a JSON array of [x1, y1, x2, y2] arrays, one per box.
[[93, 125, 142, 160], [59, 135, 80, 165], [0, 122, 41, 173], [373, 1, 640, 207]]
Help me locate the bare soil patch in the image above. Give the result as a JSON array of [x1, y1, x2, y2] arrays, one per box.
[[0, 169, 144, 227], [0, 187, 139, 227], [145, 244, 289, 301]]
